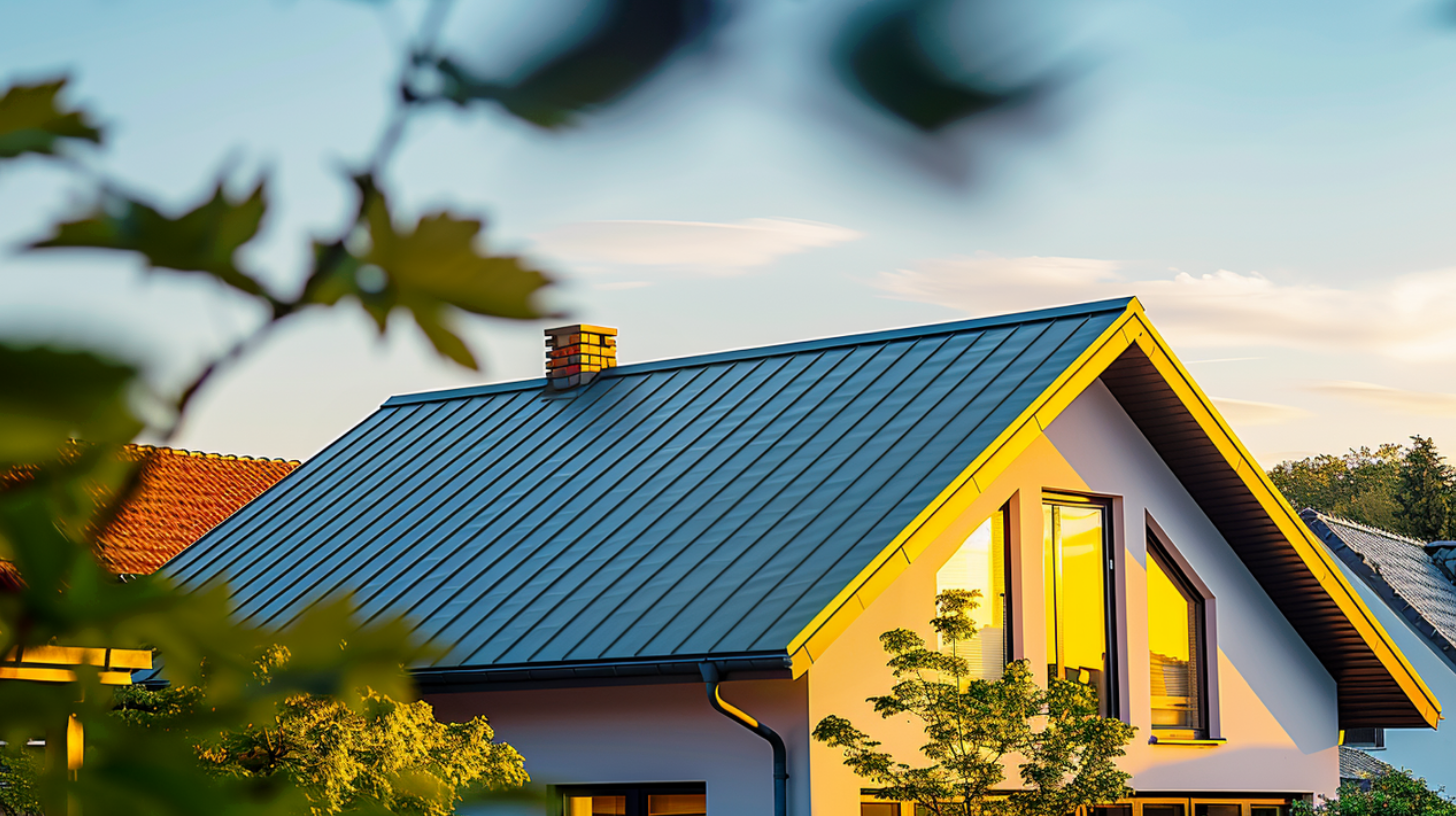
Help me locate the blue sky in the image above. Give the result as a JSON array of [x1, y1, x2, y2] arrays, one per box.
[[3, 0, 1456, 465]]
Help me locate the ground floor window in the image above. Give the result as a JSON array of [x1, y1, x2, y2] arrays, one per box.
[[561, 784, 706, 816], [861, 795, 1290, 816]]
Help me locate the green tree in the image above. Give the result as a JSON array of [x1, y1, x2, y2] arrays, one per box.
[[1293, 768, 1456, 816], [1269, 445, 1405, 532], [812, 590, 1135, 816], [110, 649, 525, 816], [1399, 436, 1455, 542]]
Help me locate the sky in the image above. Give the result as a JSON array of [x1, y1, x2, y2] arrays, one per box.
[[2, 0, 1456, 467]]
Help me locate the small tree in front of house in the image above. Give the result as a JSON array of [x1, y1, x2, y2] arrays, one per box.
[[813, 590, 1135, 816]]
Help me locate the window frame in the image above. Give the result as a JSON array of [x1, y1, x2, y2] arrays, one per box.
[[555, 783, 707, 816], [1146, 533, 1210, 739], [1042, 492, 1120, 720]]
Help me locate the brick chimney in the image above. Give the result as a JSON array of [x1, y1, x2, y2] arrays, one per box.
[[545, 325, 618, 389]]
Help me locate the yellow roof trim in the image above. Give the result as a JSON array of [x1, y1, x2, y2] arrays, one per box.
[[783, 301, 1441, 728], [1126, 314, 1440, 728], [786, 301, 1143, 666]]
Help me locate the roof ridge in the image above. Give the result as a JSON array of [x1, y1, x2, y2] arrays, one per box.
[[1307, 509, 1429, 547], [384, 297, 1138, 407], [125, 443, 300, 466]]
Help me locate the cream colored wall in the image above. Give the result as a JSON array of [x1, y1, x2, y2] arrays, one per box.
[[428, 679, 811, 816], [806, 379, 1341, 810]]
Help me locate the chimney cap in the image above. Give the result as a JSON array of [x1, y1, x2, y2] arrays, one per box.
[[545, 324, 618, 337]]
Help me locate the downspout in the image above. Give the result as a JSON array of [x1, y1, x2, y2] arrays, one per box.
[[700, 662, 788, 816]]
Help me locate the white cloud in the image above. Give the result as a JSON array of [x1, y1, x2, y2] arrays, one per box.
[[1304, 380, 1456, 417], [1210, 397, 1312, 427], [533, 218, 863, 270], [594, 281, 653, 291], [876, 254, 1456, 360]]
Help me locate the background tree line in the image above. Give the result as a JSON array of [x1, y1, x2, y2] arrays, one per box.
[[1269, 436, 1456, 542]]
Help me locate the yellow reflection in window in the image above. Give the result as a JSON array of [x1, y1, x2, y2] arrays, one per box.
[[1148, 550, 1200, 729], [567, 796, 627, 816], [648, 794, 706, 816], [936, 509, 1008, 680], [1043, 501, 1111, 716]]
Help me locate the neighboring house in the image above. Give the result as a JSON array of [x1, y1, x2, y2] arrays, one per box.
[[0, 444, 297, 683], [1303, 511, 1456, 792], [169, 299, 1441, 816]]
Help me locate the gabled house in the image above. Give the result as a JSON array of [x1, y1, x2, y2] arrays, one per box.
[[1303, 511, 1456, 792], [168, 298, 1440, 815]]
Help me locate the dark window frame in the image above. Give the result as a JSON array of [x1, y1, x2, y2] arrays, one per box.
[[1043, 492, 1120, 720], [1146, 532, 1210, 739], [554, 783, 707, 816]]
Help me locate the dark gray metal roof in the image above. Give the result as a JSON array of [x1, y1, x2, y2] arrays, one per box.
[[167, 299, 1130, 670], [1304, 510, 1456, 670]]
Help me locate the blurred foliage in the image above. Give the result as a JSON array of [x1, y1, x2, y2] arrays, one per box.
[[1269, 438, 1456, 540], [835, 0, 1047, 131], [428, 0, 718, 128], [301, 178, 554, 369], [0, 0, 1099, 812], [0, 79, 101, 159], [812, 590, 1134, 816], [32, 181, 272, 299], [1293, 766, 1456, 816]]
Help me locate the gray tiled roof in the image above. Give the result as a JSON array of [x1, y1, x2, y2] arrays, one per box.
[[1339, 745, 1393, 782], [1303, 510, 1456, 669]]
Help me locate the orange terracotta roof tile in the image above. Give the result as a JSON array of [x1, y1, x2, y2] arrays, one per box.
[[1, 444, 298, 580]]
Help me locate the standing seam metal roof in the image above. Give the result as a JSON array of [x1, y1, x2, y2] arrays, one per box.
[[167, 300, 1130, 669]]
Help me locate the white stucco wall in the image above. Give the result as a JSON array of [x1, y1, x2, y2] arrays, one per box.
[[427, 678, 810, 816], [805, 379, 1342, 808], [1327, 556, 1456, 791], [1045, 380, 1340, 797]]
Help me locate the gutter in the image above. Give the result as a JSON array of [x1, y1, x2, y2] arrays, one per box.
[[413, 652, 792, 693], [700, 662, 788, 816]]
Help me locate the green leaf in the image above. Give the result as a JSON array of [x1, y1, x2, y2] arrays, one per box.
[[304, 181, 553, 370], [0, 78, 102, 159], [30, 180, 270, 299], [834, 0, 1049, 132], [427, 0, 716, 129], [0, 345, 142, 468]]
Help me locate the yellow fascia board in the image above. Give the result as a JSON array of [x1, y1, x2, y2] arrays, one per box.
[[1126, 314, 1441, 728], [786, 301, 1144, 672]]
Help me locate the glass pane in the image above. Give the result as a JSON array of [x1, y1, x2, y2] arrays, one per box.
[[1251, 808, 1283, 816], [1094, 807, 1133, 816], [938, 510, 1008, 680], [1195, 805, 1241, 816], [1148, 551, 1200, 730], [1143, 806, 1185, 816], [566, 796, 627, 816], [648, 793, 706, 816], [1045, 502, 1110, 716], [862, 804, 901, 816], [1044, 504, 1058, 684]]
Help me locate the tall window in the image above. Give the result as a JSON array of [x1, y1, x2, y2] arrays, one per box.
[[562, 786, 706, 816], [1147, 532, 1206, 736], [1043, 496, 1116, 717], [936, 506, 1011, 680]]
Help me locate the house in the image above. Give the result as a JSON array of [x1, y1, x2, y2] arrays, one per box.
[[0, 443, 297, 682], [167, 298, 1440, 815], [1303, 511, 1456, 792]]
